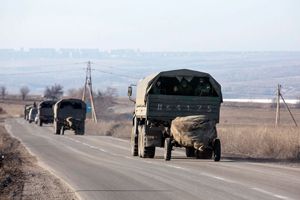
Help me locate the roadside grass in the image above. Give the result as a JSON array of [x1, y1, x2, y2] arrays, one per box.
[[86, 119, 131, 139], [218, 125, 300, 160], [0, 123, 24, 199]]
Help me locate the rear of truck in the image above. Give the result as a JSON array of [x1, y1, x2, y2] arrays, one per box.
[[37, 100, 56, 126], [53, 99, 86, 135], [130, 69, 222, 160]]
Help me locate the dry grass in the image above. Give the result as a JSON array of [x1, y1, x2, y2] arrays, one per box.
[[0, 102, 25, 118], [218, 105, 300, 160], [86, 120, 131, 139], [218, 125, 300, 160]]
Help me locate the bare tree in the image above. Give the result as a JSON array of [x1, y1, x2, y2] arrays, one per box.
[[44, 84, 64, 100], [68, 87, 84, 99], [94, 87, 118, 119], [20, 86, 30, 100], [0, 86, 7, 100]]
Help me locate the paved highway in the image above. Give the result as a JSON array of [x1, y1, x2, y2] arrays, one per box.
[[5, 118, 300, 200]]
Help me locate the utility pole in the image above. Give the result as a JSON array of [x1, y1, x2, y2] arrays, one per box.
[[275, 84, 281, 127], [82, 61, 98, 123], [275, 84, 298, 127], [280, 93, 298, 127]]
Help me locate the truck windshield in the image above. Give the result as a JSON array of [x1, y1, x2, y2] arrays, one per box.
[[149, 77, 218, 97]]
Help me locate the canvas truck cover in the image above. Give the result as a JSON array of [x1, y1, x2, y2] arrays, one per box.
[[135, 69, 222, 106], [38, 100, 56, 116], [54, 99, 86, 120], [171, 115, 217, 150], [135, 69, 223, 122]]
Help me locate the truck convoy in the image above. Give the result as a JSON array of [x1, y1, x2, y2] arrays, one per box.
[[128, 69, 223, 161], [35, 100, 56, 126], [53, 98, 86, 135]]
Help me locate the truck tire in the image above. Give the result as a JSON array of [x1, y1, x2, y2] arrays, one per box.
[[54, 122, 61, 135], [138, 125, 156, 158], [185, 147, 195, 157], [60, 126, 65, 135], [146, 147, 155, 158], [213, 139, 221, 162], [38, 119, 43, 127], [131, 140, 138, 156], [130, 120, 138, 156], [138, 130, 145, 158], [75, 122, 85, 135], [164, 138, 172, 161]]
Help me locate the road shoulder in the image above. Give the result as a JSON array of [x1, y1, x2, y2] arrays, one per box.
[[0, 116, 79, 200]]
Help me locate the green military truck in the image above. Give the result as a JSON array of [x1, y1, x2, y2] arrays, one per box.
[[128, 69, 223, 161], [36, 100, 56, 126], [53, 98, 86, 135], [24, 104, 33, 120], [24, 102, 37, 121]]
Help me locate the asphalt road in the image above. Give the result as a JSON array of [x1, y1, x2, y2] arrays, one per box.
[[5, 118, 300, 200]]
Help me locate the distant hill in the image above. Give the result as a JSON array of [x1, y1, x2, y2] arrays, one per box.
[[0, 50, 299, 99]]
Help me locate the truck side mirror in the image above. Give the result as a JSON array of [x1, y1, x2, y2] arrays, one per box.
[[128, 86, 132, 97]]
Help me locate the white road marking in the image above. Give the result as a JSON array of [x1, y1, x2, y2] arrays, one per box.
[[124, 156, 135, 160], [166, 164, 187, 171], [200, 172, 237, 184], [252, 187, 292, 200], [67, 137, 108, 153]]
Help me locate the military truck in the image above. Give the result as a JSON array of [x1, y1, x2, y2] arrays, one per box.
[[35, 100, 56, 126], [24, 102, 37, 120], [53, 98, 86, 135], [24, 104, 32, 120], [128, 69, 223, 161], [28, 107, 38, 123]]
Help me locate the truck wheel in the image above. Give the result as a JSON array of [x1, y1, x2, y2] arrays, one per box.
[[55, 123, 60, 135], [146, 147, 155, 158], [131, 141, 138, 156], [80, 123, 85, 135], [60, 127, 65, 135], [138, 131, 145, 158], [185, 147, 195, 157], [75, 123, 85, 135], [164, 138, 172, 161], [213, 139, 221, 162], [39, 120, 43, 127], [131, 130, 138, 156]]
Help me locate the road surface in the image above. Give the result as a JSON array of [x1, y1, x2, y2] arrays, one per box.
[[5, 118, 300, 200]]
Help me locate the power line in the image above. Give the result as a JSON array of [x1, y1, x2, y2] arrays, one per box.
[[0, 69, 83, 76], [93, 69, 140, 80]]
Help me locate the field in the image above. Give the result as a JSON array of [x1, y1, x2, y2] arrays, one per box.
[[218, 106, 300, 160]]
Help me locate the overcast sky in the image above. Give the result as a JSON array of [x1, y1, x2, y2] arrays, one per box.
[[0, 0, 299, 51]]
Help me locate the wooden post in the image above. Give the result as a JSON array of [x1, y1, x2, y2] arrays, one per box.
[[82, 61, 98, 123], [275, 84, 281, 127]]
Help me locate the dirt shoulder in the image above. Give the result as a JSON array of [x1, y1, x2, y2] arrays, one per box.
[[0, 115, 78, 199]]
